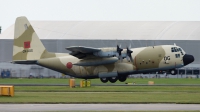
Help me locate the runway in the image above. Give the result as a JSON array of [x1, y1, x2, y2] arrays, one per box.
[[0, 104, 200, 111]]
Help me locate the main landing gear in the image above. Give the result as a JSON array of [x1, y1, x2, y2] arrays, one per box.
[[100, 78, 108, 83], [100, 76, 127, 83], [108, 77, 118, 83]]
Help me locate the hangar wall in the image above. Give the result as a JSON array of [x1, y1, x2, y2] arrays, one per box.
[[0, 39, 199, 64], [0, 39, 199, 78]]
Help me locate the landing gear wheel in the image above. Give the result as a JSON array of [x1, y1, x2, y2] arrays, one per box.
[[170, 69, 177, 75], [108, 77, 118, 83], [100, 78, 108, 83], [118, 76, 127, 82]]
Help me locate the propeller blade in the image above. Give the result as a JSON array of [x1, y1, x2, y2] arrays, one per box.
[[126, 46, 133, 62], [128, 44, 131, 49], [117, 45, 122, 51], [117, 44, 123, 60]]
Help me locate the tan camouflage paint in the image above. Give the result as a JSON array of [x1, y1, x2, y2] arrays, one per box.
[[13, 17, 186, 78], [13, 17, 68, 61]]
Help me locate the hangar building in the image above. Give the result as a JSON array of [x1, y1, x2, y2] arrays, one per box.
[[0, 21, 200, 78]]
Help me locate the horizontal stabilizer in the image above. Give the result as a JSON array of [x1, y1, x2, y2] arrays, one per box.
[[11, 60, 37, 64]]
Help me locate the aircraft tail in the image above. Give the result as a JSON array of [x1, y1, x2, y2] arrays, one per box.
[[13, 16, 48, 62]]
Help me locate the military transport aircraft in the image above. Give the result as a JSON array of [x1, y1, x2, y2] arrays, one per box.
[[12, 17, 194, 83]]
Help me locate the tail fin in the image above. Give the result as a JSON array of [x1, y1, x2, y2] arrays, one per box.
[[13, 16, 46, 61]]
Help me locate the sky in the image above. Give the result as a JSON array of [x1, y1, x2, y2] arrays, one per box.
[[0, 0, 200, 32]]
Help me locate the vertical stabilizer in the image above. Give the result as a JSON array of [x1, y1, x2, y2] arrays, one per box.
[[13, 16, 47, 61]]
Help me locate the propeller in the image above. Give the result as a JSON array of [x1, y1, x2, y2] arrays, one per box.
[[126, 44, 133, 62], [115, 43, 133, 62], [116, 45, 123, 61]]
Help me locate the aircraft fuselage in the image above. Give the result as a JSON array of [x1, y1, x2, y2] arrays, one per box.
[[37, 45, 191, 79]]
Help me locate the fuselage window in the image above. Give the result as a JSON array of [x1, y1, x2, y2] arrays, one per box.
[[175, 54, 180, 58]]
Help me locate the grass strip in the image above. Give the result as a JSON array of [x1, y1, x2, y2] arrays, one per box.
[[1, 92, 200, 104], [14, 86, 200, 92]]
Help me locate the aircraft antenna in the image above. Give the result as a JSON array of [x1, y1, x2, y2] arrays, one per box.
[[174, 43, 176, 46]]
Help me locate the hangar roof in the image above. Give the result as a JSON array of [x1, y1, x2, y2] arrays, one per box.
[[1, 21, 200, 40]]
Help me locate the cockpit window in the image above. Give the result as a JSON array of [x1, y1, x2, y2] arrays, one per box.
[[178, 48, 182, 52], [181, 51, 184, 55], [178, 48, 184, 55], [171, 47, 175, 52], [174, 47, 177, 52], [171, 47, 183, 53]]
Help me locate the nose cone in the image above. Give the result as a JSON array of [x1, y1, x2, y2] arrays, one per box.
[[183, 54, 194, 66]]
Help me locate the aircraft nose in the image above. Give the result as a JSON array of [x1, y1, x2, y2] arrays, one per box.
[[183, 54, 194, 66]]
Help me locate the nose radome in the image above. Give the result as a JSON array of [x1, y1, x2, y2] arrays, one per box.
[[183, 54, 194, 66]]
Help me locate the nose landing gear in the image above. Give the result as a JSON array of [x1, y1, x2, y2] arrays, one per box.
[[170, 69, 177, 75]]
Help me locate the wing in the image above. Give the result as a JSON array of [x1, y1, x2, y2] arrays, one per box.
[[66, 46, 101, 59], [66, 46, 100, 53]]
